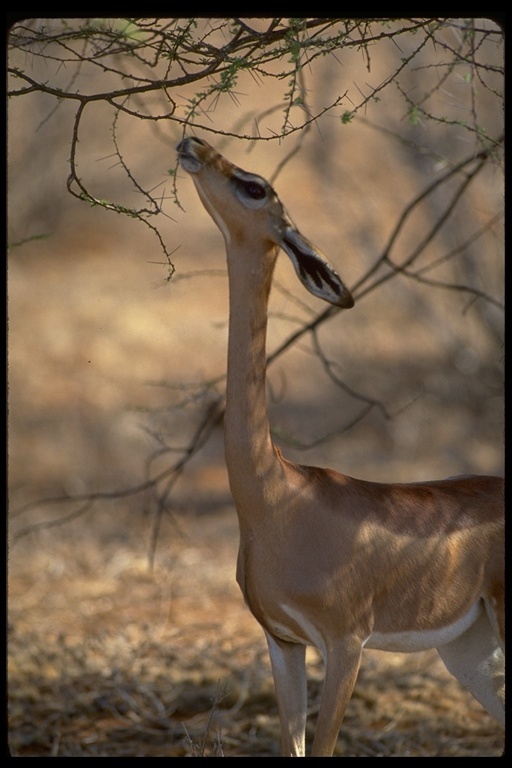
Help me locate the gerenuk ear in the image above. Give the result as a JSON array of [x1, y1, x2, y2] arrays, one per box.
[[281, 227, 354, 309]]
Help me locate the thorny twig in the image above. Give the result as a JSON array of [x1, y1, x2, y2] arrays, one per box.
[[8, 19, 503, 561]]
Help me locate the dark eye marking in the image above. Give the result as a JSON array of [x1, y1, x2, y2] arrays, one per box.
[[233, 177, 267, 200]]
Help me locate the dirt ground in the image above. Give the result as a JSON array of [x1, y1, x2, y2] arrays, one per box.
[[7, 21, 504, 756]]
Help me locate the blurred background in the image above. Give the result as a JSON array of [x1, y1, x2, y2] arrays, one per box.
[[7, 18, 504, 756]]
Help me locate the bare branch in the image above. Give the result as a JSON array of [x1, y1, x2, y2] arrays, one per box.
[[8, 18, 503, 562]]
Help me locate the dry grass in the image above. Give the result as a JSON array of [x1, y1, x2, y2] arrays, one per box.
[[8, 502, 504, 757]]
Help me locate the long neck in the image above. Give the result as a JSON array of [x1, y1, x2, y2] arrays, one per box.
[[224, 240, 281, 514]]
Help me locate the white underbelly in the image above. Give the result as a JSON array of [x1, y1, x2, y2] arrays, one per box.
[[269, 601, 482, 655], [364, 601, 482, 652]]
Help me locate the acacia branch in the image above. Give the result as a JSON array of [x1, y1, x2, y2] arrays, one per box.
[[268, 138, 503, 365], [8, 18, 503, 563]]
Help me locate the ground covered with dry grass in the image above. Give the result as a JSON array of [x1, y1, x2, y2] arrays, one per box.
[[8, 495, 504, 757]]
